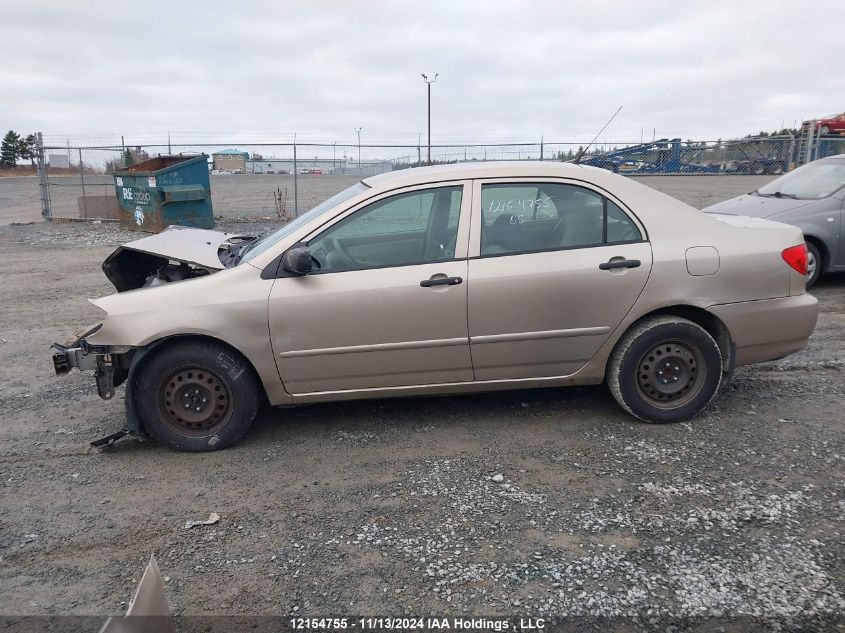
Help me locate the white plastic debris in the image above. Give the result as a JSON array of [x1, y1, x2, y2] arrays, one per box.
[[491, 474, 504, 483], [184, 512, 220, 530]]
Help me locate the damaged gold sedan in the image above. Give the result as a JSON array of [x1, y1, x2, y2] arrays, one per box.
[[52, 162, 818, 451]]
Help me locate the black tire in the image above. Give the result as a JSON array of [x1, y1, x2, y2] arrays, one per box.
[[768, 162, 784, 175], [133, 340, 260, 451], [805, 241, 822, 289], [819, 125, 830, 136], [752, 162, 766, 175], [607, 316, 722, 424]]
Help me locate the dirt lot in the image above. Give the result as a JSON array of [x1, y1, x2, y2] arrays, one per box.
[[0, 182, 843, 628], [1, 173, 775, 225]]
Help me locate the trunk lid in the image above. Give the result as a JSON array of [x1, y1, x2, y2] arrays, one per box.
[[708, 213, 809, 297], [706, 213, 801, 230]]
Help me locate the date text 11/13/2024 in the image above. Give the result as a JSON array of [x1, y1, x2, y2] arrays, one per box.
[[289, 617, 547, 630]]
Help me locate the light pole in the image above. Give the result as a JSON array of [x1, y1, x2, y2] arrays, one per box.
[[421, 73, 438, 164], [355, 127, 363, 178]]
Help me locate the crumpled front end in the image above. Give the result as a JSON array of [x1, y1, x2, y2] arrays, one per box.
[[51, 322, 136, 401], [50, 226, 255, 411], [48, 225, 284, 447]]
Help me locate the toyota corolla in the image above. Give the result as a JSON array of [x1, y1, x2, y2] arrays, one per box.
[[51, 162, 818, 451]]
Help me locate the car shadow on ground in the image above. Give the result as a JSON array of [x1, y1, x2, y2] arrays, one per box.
[[243, 383, 624, 447]]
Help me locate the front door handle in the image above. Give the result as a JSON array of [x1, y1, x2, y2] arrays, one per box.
[[420, 276, 463, 287], [599, 259, 641, 270]]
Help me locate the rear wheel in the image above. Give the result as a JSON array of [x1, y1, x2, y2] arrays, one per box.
[[134, 340, 260, 451], [805, 241, 822, 288], [819, 125, 830, 135], [608, 316, 722, 423], [768, 162, 784, 175]]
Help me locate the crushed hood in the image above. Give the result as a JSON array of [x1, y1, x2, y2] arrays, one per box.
[[702, 193, 817, 218], [102, 226, 254, 292]]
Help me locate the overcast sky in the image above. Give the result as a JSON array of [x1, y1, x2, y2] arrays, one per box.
[[1, 0, 842, 146]]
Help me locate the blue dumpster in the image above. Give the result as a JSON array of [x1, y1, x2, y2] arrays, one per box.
[[114, 154, 213, 233]]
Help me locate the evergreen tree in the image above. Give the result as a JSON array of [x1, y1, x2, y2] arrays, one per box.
[[0, 130, 21, 168], [18, 133, 37, 167]]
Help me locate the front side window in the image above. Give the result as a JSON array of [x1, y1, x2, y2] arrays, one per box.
[[309, 185, 463, 273], [239, 181, 370, 265], [480, 182, 642, 256]]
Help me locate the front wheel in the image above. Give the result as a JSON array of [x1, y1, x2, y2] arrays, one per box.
[[607, 316, 722, 423], [133, 340, 260, 451]]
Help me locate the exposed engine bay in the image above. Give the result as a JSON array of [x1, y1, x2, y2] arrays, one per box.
[[143, 261, 209, 288], [101, 226, 257, 292]]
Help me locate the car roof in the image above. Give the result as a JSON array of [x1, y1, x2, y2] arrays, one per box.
[[363, 161, 607, 189]]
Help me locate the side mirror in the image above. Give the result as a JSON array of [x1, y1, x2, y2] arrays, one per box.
[[281, 245, 313, 275]]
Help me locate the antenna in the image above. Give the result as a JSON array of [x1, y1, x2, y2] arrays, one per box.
[[573, 106, 623, 164]]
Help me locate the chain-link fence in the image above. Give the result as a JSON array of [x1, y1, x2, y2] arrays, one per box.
[[35, 131, 845, 222]]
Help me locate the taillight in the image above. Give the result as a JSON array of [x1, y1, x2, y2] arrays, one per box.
[[782, 244, 808, 275]]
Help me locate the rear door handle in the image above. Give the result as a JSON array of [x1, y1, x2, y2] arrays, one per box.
[[599, 259, 641, 270], [420, 276, 463, 287]]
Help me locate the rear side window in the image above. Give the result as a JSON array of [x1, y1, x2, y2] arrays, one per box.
[[480, 182, 642, 256], [606, 200, 642, 243]]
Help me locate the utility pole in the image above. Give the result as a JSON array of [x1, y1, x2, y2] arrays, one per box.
[[421, 73, 438, 164], [293, 132, 298, 216], [355, 127, 363, 178]]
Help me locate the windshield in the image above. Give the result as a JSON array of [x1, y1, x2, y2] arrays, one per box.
[[239, 181, 370, 264], [756, 160, 845, 200]]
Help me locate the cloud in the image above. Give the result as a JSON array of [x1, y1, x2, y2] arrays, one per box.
[[1, 0, 842, 144]]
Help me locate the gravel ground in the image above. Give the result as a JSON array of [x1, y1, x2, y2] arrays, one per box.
[[0, 197, 843, 629]]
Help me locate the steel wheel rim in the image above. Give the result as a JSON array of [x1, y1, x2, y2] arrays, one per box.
[[636, 340, 706, 409], [807, 249, 817, 279], [155, 366, 233, 437]]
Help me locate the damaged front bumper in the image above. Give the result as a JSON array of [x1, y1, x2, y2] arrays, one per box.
[[51, 326, 134, 401], [51, 330, 138, 447]]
